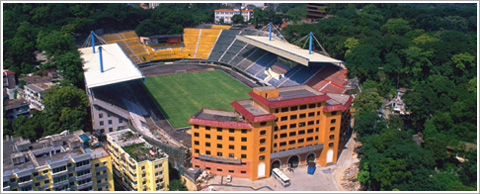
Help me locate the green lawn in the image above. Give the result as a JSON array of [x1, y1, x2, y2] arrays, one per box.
[[143, 70, 252, 129]]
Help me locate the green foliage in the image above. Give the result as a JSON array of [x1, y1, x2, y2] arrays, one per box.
[[231, 14, 244, 24], [345, 44, 381, 82], [36, 30, 76, 57], [167, 179, 188, 191], [53, 51, 85, 88], [353, 87, 383, 116], [381, 18, 411, 35]]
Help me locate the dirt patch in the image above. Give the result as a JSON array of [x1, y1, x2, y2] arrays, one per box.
[[341, 162, 362, 191]]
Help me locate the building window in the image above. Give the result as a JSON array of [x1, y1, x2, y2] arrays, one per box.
[[195, 149, 199, 153], [329, 143, 334, 147], [108, 120, 112, 125], [280, 133, 287, 138], [275, 109, 279, 113], [309, 104, 316, 109], [217, 128, 223, 132], [290, 123, 296, 129], [241, 171, 246, 174], [315, 136, 319, 140], [273, 143, 277, 147], [307, 137, 314, 141], [308, 121, 314, 126], [316, 128, 319, 132], [229, 145, 234, 150], [307, 129, 314, 133], [330, 127, 335, 131], [299, 113, 306, 118], [260, 138, 266, 144], [99, 121, 104, 126], [206, 126, 211, 130], [241, 154, 247, 159], [317, 111, 321, 115], [241, 146, 247, 150], [317, 103, 322, 107], [217, 135, 222, 140], [260, 130, 266, 135], [229, 153, 235, 158], [259, 147, 265, 152], [298, 138, 304, 143], [229, 170, 234, 173], [300, 105, 307, 110], [241, 137, 247, 142], [331, 119, 336, 124], [308, 112, 315, 117], [229, 136, 235, 141], [194, 132, 199, 137], [259, 155, 265, 160], [289, 131, 296, 136], [206, 142, 211, 147], [206, 167, 211, 170], [281, 116, 288, 121], [241, 129, 247, 133], [109, 128, 113, 132], [119, 118, 123, 123], [194, 125, 199, 129], [279, 142, 287, 146], [289, 140, 296, 145], [329, 135, 335, 140], [229, 128, 235, 133], [280, 125, 287, 130], [274, 126, 278, 131], [217, 152, 222, 157], [217, 144, 222, 148], [206, 151, 211, 155], [274, 134, 278, 139], [217, 168, 222, 172], [260, 122, 267, 126], [290, 106, 298, 111], [194, 141, 199, 145], [205, 134, 211, 139], [290, 115, 297, 120], [298, 130, 305, 135], [299, 122, 305, 127], [331, 111, 337, 115], [281, 107, 288, 112], [99, 113, 103, 118]]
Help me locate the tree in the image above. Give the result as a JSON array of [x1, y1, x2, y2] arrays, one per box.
[[231, 14, 244, 24], [374, 157, 412, 191], [381, 18, 411, 35], [167, 179, 188, 191], [345, 44, 382, 82], [54, 51, 85, 88], [353, 87, 383, 116], [42, 85, 90, 135], [36, 30, 76, 58]]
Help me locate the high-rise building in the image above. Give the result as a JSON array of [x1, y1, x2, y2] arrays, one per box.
[[3, 130, 114, 191], [189, 85, 352, 181], [306, 3, 328, 21], [106, 129, 169, 191]]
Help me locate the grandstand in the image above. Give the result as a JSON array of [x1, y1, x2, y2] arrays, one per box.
[[99, 30, 148, 64]]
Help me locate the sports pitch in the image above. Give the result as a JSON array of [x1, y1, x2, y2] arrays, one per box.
[[143, 70, 252, 129]]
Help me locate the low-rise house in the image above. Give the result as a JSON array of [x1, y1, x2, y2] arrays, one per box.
[[4, 98, 30, 120]]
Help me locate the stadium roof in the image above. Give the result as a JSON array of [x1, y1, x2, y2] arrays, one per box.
[[236, 35, 343, 67], [79, 43, 144, 88]]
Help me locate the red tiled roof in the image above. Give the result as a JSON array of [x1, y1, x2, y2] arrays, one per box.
[[231, 101, 276, 123], [323, 95, 353, 112], [248, 91, 331, 108], [3, 71, 14, 76], [188, 118, 253, 129]]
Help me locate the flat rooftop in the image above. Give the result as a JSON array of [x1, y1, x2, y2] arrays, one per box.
[[268, 85, 324, 101], [235, 100, 269, 116], [107, 129, 167, 161], [4, 98, 29, 109], [79, 43, 144, 89], [194, 109, 240, 122], [236, 35, 342, 67], [326, 93, 350, 106]]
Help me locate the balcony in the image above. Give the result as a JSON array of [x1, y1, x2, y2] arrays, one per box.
[[10, 182, 18, 187], [95, 165, 107, 173], [35, 175, 47, 181], [37, 185, 49, 191], [96, 173, 108, 181], [77, 181, 93, 190], [18, 180, 33, 188], [154, 166, 163, 173], [75, 164, 92, 172], [76, 173, 93, 182], [51, 171, 68, 179], [53, 180, 69, 188], [271, 144, 324, 159], [97, 181, 110, 189]]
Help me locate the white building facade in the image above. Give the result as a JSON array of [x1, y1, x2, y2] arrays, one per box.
[[214, 9, 254, 24]]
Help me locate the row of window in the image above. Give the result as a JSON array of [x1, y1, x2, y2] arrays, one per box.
[[276, 103, 321, 113], [99, 118, 123, 126], [193, 126, 248, 134], [200, 166, 247, 174], [195, 149, 248, 159]]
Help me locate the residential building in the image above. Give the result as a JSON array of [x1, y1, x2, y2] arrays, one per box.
[[22, 82, 56, 110], [214, 9, 254, 24], [106, 129, 169, 191], [3, 130, 114, 191], [306, 3, 328, 21], [189, 85, 352, 181], [3, 70, 16, 100], [91, 100, 129, 136], [4, 98, 30, 120], [241, 3, 265, 8]]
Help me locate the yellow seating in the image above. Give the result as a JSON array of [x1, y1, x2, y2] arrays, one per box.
[[211, 25, 231, 30]]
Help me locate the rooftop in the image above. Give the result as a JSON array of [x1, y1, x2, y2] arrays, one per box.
[[107, 129, 167, 162], [231, 100, 276, 123], [79, 43, 144, 89], [20, 76, 52, 84], [236, 35, 342, 67], [25, 82, 55, 93], [188, 109, 253, 129], [3, 130, 104, 174], [4, 98, 29, 110], [194, 109, 240, 122], [269, 85, 324, 101]]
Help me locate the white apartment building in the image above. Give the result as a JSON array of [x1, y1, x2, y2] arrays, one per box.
[[214, 9, 254, 24]]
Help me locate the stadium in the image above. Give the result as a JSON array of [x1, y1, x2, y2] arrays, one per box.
[[80, 24, 352, 181]]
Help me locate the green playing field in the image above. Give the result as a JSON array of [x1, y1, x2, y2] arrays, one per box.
[[143, 70, 252, 129]]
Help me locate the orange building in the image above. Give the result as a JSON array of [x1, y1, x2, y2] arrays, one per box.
[[188, 85, 352, 181]]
